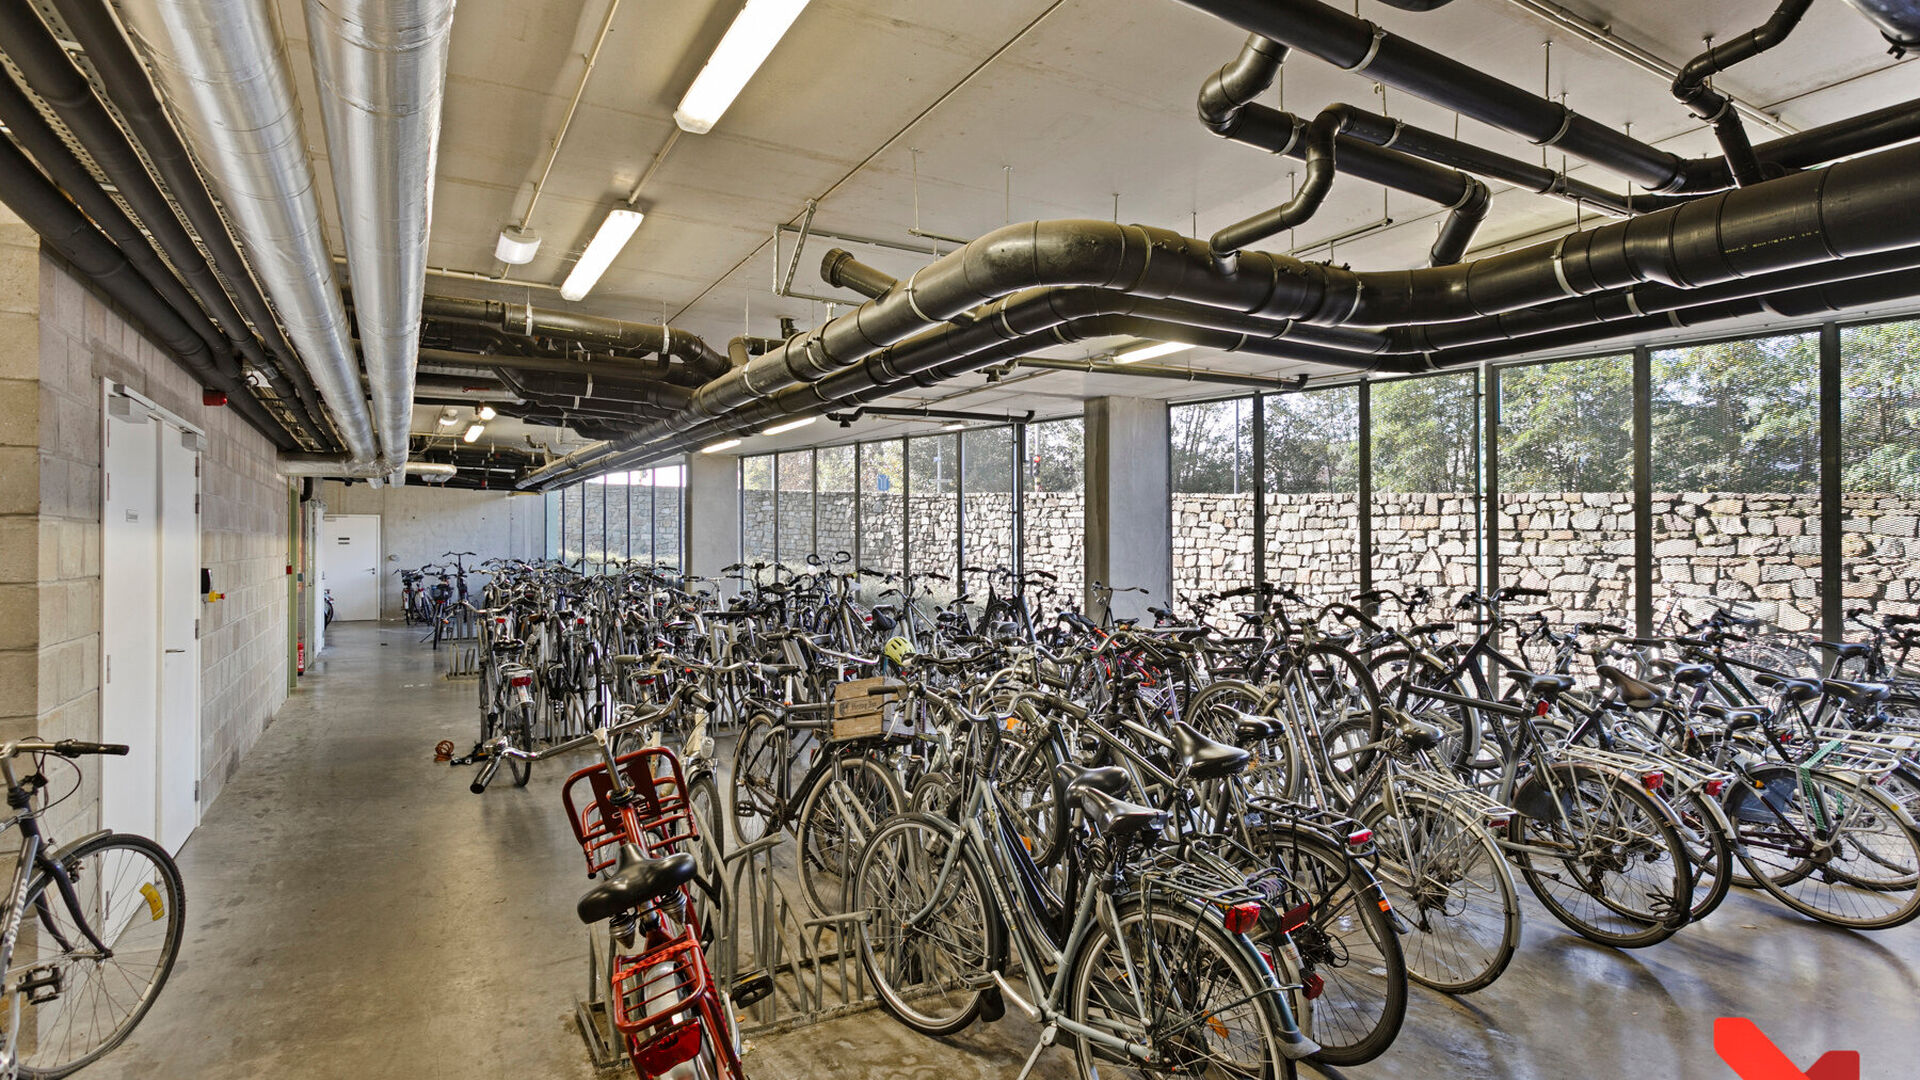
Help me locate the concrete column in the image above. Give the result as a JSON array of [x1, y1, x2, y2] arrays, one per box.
[[1084, 396, 1170, 621], [685, 452, 740, 591]]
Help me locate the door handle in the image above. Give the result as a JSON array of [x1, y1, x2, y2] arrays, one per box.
[[165, 648, 187, 654]]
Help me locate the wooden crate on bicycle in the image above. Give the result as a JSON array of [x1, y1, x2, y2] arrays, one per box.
[[830, 676, 904, 741]]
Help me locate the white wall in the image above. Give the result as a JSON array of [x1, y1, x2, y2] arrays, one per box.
[[319, 481, 545, 617]]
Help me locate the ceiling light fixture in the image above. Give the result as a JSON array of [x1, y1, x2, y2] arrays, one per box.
[[494, 225, 541, 265], [436, 406, 459, 426], [700, 437, 743, 453], [673, 0, 813, 134], [463, 423, 485, 444], [1113, 341, 1195, 365], [559, 208, 644, 301], [760, 416, 816, 436], [477, 404, 497, 421], [941, 421, 966, 431]]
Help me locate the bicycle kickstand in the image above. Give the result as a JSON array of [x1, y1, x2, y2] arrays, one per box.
[[1014, 1023, 1057, 1080]]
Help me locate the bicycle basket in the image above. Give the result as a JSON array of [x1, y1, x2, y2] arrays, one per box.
[[611, 933, 710, 1074]]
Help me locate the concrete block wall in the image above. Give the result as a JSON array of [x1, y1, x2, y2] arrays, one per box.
[[0, 230, 293, 823], [321, 481, 545, 617]]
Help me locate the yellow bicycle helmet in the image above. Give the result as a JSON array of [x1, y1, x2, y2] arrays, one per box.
[[882, 636, 917, 667]]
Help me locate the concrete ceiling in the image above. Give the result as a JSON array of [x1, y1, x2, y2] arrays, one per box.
[[266, 0, 1918, 461]]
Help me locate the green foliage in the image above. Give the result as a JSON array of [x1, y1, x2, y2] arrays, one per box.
[[1267, 389, 1359, 493], [1371, 373, 1478, 492], [1027, 418, 1084, 492], [1650, 334, 1819, 493], [1171, 400, 1252, 493], [1841, 321, 1920, 494], [1499, 356, 1631, 492]]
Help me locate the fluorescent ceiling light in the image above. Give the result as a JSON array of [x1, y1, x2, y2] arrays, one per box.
[[494, 225, 541, 265], [463, 423, 485, 443], [941, 421, 966, 431], [559, 208, 644, 301], [477, 404, 497, 421], [673, 0, 813, 134], [760, 416, 815, 436], [700, 438, 743, 453], [1113, 341, 1194, 365]]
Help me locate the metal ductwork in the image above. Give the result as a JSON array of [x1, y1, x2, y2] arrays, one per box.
[[1844, 0, 1920, 54], [1672, 0, 1816, 187], [117, 0, 379, 462], [305, 0, 456, 475]]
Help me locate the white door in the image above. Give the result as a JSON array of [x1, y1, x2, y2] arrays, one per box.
[[157, 426, 201, 852], [321, 514, 381, 621], [101, 406, 160, 841]]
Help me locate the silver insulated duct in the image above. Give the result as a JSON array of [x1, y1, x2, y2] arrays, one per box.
[[116, 0, 379, 462], [305, 0, 455, 473]]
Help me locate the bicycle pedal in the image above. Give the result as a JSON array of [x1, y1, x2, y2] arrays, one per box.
[[977, 984, 1005, 1023], [18, 964, 61, 1005], [731, 970, 774, 1008]]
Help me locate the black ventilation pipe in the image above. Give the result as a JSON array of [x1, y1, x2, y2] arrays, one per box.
[[0, 4, 328, 447], [1842, 0, 1920, 54], [1177, 0, 1693, 190], [491, 367, 694, 412], [1673, 0, 1816, 187], [46, 0, 331, 435], [0, 135, 296, 450], [420, 297, 731, 380], [1195, 41, 1490, 262], [416, 346, 678, 381]]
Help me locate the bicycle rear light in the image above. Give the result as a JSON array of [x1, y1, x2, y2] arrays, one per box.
[[1276, 901, 1312, 934], [1703, 778, 1727, 797], [1222, 901, 1263, 934], [509, 675, 533, 687], [1641, 770, 1666, 792], [1346, 828, 1373, 846]]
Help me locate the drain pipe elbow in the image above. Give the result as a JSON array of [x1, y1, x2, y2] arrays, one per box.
[[1429, 177, 1490, 266], [1198, 34, 1288, 136], [1211, 109, 1341, 256]]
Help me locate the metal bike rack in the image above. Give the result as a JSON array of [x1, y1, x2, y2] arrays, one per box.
[[712, 834, 876, 1038]]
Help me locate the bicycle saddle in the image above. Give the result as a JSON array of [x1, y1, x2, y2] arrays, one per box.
[[1054, 762, 1131, 799], [1074, 786, 1167, 841], [1669, 663, 1713, 686], [1811, 640, 1873, 662], [1754, 672, 1822, 703], [1170, 721, 1251, 780], [1407, 622, 1454, 637], [704, 609, 753, 622], [1822, 678, 1891, 706], [1234, 715, 1282, 743], [1504, 671, 1575, 701], [1694, 701, 1768, 731], [576, 846, 697, 925], [1395, 716, 1445, 752], [1596, 665, 1665, 710]]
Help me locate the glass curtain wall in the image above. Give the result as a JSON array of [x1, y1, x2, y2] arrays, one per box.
[[742, 456, 775, 567], [1498, 356, 1635, 645], [908, 435, 961, 602], [859, 440, 905, 595], [603, 473, 631, 569], [1841, 321, 1920, 620], [776, 451, 815, 571], [962, 428, 1016, 597], [1264, 388, 1359, 605], [629, 471, 654, 568], [1650, 333, 1821, 633], [816, 446, 857, 560], [1024, 419, 1085, 609], [1171, 399, 1255, 613], [1371, 373, 1482, 609], [650, 464, 684, 570], [559, 484, 583, 566]]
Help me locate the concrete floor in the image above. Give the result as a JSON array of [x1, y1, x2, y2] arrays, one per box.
[[90, 623, 1920, 1079]]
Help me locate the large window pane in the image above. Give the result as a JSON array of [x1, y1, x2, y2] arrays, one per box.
[[1371, 373, 1481, 606], [1264, 388, 1358, 606], [742, 456, 775, 568], [560, 483, 582, 566], [1842, 321, 1920, 621], [962, 428, 1016, 599], [653, 464, 684, 570], [1024, 419, 1084, 611], [1499, 357, 1635, 656], [584, 478, 608, 574], [544, 489, 561, 560], [860, 440, 904, 597], [816, 446, 857, 561], [604, 472, 631, 569], [777, 451, 815, 571], [1651, 334, 1820, 633], [1171, 399, 1255, 616], [628, 472, 654, 568], [909, 435, 960, 602]]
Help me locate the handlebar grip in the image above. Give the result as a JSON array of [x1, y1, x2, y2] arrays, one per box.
[[469, 755, 501, 794], [53, 740, 129, 757]]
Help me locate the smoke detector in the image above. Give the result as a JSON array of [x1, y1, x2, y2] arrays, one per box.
[[495, 225, 541, 265]]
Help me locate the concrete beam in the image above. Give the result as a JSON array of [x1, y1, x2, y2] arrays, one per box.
[[1084, 396, 1170, 621], [685, 452, 740, 591]]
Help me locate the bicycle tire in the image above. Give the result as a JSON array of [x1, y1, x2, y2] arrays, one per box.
[[1358, 788, 1520, 994], [1369, 649, 1481, 775], [1068, 893, 1302, 1080], [1731, 763, 1920, 930], [7, 833, 186, 1078], [506, 702, 533, 788], [853, 812, 1003, 1037], [1508, 764, 1692, 948], [728, 712, 785, 846], [797, 754, 905, 917], [1670, 785, 1735, 923]]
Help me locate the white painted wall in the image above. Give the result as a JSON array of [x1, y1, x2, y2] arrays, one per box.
[[318, 481, 546, 618]]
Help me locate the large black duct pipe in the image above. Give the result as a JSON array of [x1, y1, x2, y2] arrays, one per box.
[[421, 297, 730, 381], [46, 0, 332, 433], [0, 135, 296, 450], [0, 4, 327, 447], [417, 346, 678, 382], [1673, 0, 1816, 187], [1843, 0, 1920, 54], [1178, 0, 1695, 190], [492, 367, 692, 412]]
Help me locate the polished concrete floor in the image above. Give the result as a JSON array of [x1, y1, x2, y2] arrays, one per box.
[[92, 623, 1919, 1079]]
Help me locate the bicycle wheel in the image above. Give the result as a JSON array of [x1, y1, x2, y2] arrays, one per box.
[[1069, 894, 1300, 1080], [3, 833, 185, 1078], [1369, 650, 1480, 775], [1509, 764, 1692, 948], [504, 703, 533, 788], [853, 813, 1003, 1037], [798, 754, 905, 917], [1359, 789, 1519, 994], [728, 712, 786, 846], [1670, 786, 1735, 923], [1188, 681, 1298, 799], [999, 711, 1067, 868], [1243, 825, 1406, 1066], [1733, 764, 1920, 930]]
